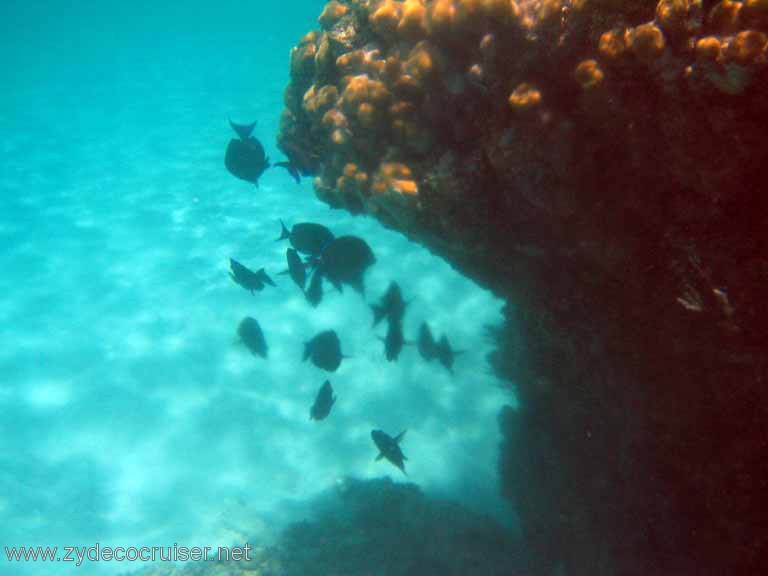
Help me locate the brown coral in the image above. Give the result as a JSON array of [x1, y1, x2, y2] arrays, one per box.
[[370, 0, 403, 37], [695, 36, 723, 64], [398, 0, 429, 38], [723, 29, 768, 64], [574, 59, 604, 89], [372, 162, 419, 196], [319, 1, 349, 29], [508, 83, 542, 109], [709, 0, 743, 35], [626, 22, 666, 63], [655, 0, 690, 36], [598, 28, 628, 61]]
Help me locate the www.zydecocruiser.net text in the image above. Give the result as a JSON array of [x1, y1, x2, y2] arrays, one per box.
[[5, 543, 253, 567]]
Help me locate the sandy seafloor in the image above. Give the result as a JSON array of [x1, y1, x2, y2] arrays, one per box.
[[0, 1, 517, 574]]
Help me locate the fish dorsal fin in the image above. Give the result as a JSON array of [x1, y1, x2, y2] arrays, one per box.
[[229, 118, 257, 140], [394, 430, 407, 443]]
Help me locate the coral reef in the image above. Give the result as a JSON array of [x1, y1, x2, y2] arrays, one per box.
[[132, 478, 525, 576], [277, 0, 768, 573]]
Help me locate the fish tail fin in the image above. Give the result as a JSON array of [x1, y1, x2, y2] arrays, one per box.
[[394, 430, 407, 443], [277, 220, 290, 241], [229, 118, 257, 140]]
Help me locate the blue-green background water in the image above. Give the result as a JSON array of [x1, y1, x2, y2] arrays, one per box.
[[1, 2, 515, 573]]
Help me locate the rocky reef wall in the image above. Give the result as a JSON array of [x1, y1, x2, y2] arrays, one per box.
[[278, 1, 768, 573]]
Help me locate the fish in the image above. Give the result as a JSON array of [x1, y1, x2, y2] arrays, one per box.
[[274, 161, 301, 184], [318, 235, 376, 294], [230, 258, 273, 293], [310, 380, 336, 421], [435, 334, 463, 373], [371, 281, 407, 326], [285, 248, 306, 292], [237, 317, 267, 358], [417, 322, 437, 361], [303, 330, 345, 372], [382, 319, 406, 362], [225, 119, 270, 186], [276, 220, 335, 256], [305, 268, 324, 307], [257, 268, 276, 287], [371, 429, 408, 474]]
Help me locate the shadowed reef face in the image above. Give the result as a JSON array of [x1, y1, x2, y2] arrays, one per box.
[[278, 0, 768, 573]]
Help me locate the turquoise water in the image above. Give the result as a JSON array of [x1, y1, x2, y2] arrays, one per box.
[[0, 2, 514, 574]]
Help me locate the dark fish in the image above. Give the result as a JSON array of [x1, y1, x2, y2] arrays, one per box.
[[418, 322, 437, 361], [371, 282, 406, 326], [382, 320, 405, 362], [310, 380, 336, 421], [274, 161, 301, 184], [305, 268, 324, 307], [230, 258, 267, 293], [435, 334, 462, 373], [303, 330, 344, 372], [276, 221, 335, 256], [286, 248, 306, 292], [371, 429, 408, 474], [237, 317, 267, 358], [319, 235, 376, 294], [225, 119, 270, 186], [257, 268, 276, 287]]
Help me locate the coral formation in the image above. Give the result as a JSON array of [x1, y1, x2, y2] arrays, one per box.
[[277, 1, 768, 573], [131, 479, 525, 576]]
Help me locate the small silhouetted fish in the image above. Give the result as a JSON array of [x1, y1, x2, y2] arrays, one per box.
[[274, 161, 301, 184], [285, 248, 306, 291], [303, 330, 344, 372], [418, 322, 437, 361], [237, 317, 267, 358], [382, 320, 406, 362], [225, 119, 270, 186], [230, 258, 268, 293], [371, 281, 406, 326], [319, 236, 376, 294], [305, 269, 324, 307], [372, 429, 408, 474], [277, 220, 334, 256], [310, 380, 336, 421], [436, 334, 463, 373]]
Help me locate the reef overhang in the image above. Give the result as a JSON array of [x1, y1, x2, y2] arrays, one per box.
[[278, 1, 768, 573]]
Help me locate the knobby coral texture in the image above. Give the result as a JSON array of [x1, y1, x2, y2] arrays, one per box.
[[279, 1, 767, 574]]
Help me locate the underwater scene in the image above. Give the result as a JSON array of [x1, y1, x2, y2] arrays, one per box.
[[2, 0, 766, 575]]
